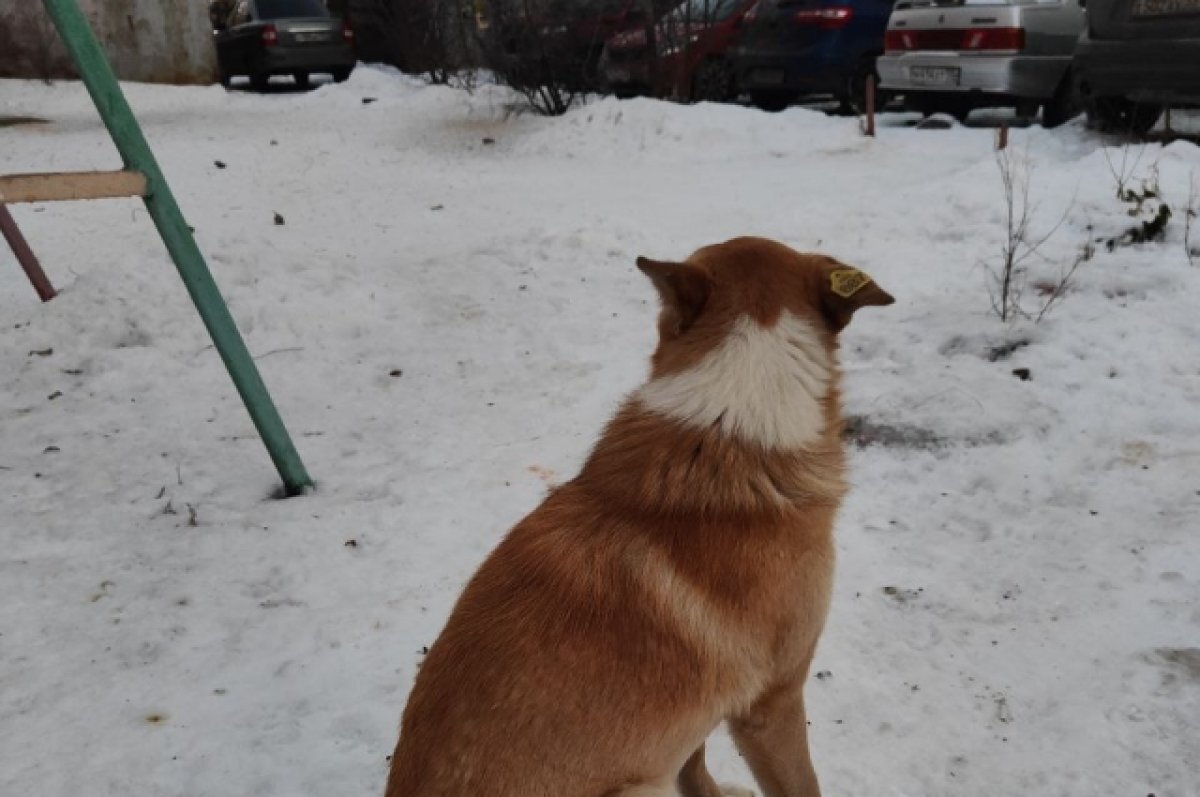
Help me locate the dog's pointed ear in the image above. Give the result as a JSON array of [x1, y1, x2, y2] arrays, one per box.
[[821, 266, 894, 332], [637, 257, 712, 336]]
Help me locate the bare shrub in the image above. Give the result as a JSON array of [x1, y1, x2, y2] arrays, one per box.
[[474, 0, 599, 114], [1034, 241, 1094, 323], [1100, 163, 1173, 251], [351, 0, 478, 87], [475, 0, 666, 114], [986, 148, 1084, 323], [1101, 141, 1146, 200]]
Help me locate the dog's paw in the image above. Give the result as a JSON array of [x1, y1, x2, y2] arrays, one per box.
[[718, 785, 756, 797]]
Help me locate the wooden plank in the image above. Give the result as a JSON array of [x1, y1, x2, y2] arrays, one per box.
[[0, 170, 147, 203]]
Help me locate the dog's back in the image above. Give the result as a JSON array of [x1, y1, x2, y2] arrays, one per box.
[[385, 237, 893, 797]]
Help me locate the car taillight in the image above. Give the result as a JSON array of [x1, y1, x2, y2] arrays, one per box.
[[884, 26, 1025, 52], [794, 6, 853, 28], [341, 20, 355, 42], [884, 30, 911, 52], [261, 24, 279, 46], [962, 27, 1024, 51]]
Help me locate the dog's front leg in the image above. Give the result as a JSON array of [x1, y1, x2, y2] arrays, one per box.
[[727, 679, 821, 797]]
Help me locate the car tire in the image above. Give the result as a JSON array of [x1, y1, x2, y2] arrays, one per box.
[[690, 59, 735, 103], [1086, 96, 1163, 136], [218, 70, 232, 89], [293, 71, 311, 89], [250, 71, 270, 92], [1041, 70, 1083, 129], [751, 91, 792, 113], [332, 68, 352, 83]]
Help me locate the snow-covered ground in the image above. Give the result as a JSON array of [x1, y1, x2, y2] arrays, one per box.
[[2, 68, 1199, 797]]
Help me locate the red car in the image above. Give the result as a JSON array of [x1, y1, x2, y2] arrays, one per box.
[[600, 0, 758, 101]]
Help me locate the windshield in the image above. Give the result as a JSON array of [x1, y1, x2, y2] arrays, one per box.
[[256, 0, 331, 19]]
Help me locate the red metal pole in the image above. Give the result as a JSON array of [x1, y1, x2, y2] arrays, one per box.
[[997, 123, 1009, 151], [865, 75, 876, 137], [0, 204, 57, 301]]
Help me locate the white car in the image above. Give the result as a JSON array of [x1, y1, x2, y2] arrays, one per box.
[[876, 0, 1085, 126]]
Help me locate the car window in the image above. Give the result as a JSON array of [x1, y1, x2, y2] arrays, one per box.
[[255, 0, 331, 19]]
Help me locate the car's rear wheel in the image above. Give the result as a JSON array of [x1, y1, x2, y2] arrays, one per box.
[[1041, 69, 1083, 129], [751, 91, 792, 112], [218, 69, 232, 89], [293, 71, 310, 89], [691, 58, 735, 103], [1086, 96, 1163, 136], [332, 68, 352, 83]]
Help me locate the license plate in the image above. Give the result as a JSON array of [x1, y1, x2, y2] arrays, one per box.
[[607, 68, 631, 83], [909, 66, 960, 87], [1132, 0, 1200, 15], [294, 32, 329, 43]]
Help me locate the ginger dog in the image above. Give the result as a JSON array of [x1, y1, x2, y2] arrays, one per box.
[[384, 237, 893, 797]]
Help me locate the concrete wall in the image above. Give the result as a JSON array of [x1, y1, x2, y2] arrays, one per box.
[[0, 1, 217, 84]]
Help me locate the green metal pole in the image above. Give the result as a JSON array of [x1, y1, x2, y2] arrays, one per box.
[[42, 0, 313, 496]]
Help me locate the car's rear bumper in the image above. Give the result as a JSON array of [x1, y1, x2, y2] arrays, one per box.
[[258, 44, 355, 73], [877, 53, 1068, 100], [1074, 36, 1200, 106], [731, 48, 845, 96]]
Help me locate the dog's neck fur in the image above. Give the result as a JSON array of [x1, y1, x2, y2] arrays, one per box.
[[577, 312, 847, 518], [636, 313, 832, 451]]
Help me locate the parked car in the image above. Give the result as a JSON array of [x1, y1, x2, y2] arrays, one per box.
[[730, 0, 893, 112], [213, 0, 356, 90], [876, 0, 1085, 126], [601, 0, 758, 101], [1072, 0, 1200, 134]]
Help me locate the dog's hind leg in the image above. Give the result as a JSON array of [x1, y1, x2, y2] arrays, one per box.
[[728, 678, 821, 797], [678, 744, 757, 797], [677, 744, 724, 797]]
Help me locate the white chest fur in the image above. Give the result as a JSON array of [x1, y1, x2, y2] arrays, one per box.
[[635, 312, 832, 450]]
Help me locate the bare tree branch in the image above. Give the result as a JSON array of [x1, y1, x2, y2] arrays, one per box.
[[987, 147, 1083, 323]]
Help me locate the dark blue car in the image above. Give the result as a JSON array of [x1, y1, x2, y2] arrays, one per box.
[[731, 0, 892, 111]]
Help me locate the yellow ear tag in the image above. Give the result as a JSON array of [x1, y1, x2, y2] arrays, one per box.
[[830, 268, 872, 298]]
